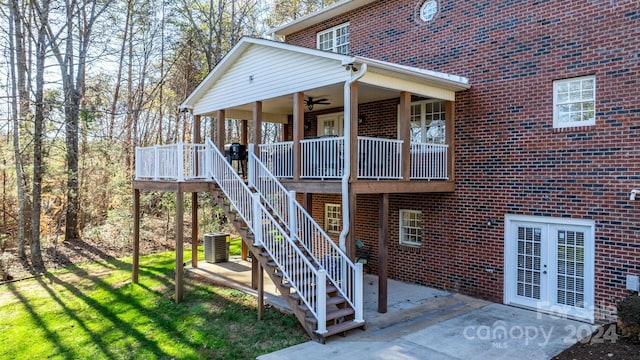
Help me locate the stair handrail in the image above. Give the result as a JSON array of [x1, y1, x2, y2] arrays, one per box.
[[206, 139, 253, 228], [248, 147, 363, 323], [206, 139, 327, 334], [252, 193, 327, 335]]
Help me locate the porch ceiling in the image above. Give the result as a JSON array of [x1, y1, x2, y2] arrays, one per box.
[[181, 37, 470, 121]]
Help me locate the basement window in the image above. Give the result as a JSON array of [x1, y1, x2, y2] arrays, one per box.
[[400, 210, 422, 246], [325, 204, 341, 234]]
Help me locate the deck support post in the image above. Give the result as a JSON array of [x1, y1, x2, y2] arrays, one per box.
[[191, 192, 198, 268], [132, 189, 140, 283], [252, 101, 262, 156], [399, 91, 411, 181], [258, 261, 264, 320], [347, 186, 356, 259], [175, 189, 185, 303], [378, 193, 389, 313], [445, 101, 455, 181], [216, 110, 225, 152], [292, 92, 304, 180]]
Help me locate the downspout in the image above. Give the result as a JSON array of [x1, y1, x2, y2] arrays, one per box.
[[339, 63, 367, 251]]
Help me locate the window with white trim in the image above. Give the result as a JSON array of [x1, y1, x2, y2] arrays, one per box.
[[553, 76, 596, 128], [317, 23, 349, 54], [399, 100, 446, 144], [399, 210, 422, 246], [325, 204, 341, 234]]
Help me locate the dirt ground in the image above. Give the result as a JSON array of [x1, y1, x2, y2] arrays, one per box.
[[0, 217, 181, 283], [1, 221, 639, 359], [553, 323, 639, 359]]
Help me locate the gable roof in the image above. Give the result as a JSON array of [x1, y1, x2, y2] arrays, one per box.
[[180, 37, 469, 118], [269, 0, 377, 38]]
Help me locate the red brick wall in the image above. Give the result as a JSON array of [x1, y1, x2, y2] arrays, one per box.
[[286, 1, 640, 321]]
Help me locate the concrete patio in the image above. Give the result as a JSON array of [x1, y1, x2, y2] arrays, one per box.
[[186, 257, 594, 360]]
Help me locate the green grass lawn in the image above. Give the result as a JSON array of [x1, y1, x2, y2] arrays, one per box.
[[229, 237, 242, 257], [0, 251, 306, 359]]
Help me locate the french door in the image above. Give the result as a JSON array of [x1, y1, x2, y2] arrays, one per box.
[[504, 215, 595, 323]]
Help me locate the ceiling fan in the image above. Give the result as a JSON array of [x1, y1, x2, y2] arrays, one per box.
[[305, 96, 330, 110]]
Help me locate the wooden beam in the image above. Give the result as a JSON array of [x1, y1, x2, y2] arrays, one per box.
[[193, 115, 201, 144], [352, 180, 455, 194], [349, 83, 359, 181], [302, 193, 313, 213], [252, 101, 262, 155], [241, 119, 248, 146], [133, 180, 210, 193], [378, 193, 389, 313], [347, 185, 356, 260], [175, 190, 184, 303], [132, 189, 140, 283], [241, 241, 248, 261], [258, 261, 264, 320], [399, 91, 411, 181], [292, 92, 304, 180], [216, 110, 226, 152], [191, 192, 198, 268], [251, 256, 259, 290], [446, 101, 455, 182]]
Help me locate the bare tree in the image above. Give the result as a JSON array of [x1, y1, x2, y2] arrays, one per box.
[[28, 0, 48, 270], [39, 0, 114, 241]]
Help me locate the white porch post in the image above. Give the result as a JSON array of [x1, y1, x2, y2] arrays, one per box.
[[316, 269, 327, 334]]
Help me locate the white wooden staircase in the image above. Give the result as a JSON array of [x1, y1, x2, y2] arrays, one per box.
[[205, 139, 365, 343]]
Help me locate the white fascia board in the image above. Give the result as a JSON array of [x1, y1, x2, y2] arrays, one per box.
[[355, 56, 470, 91], [269, 0, 377, 37]]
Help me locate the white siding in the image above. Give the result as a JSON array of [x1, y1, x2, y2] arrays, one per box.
[[193, 45, 348, 115]]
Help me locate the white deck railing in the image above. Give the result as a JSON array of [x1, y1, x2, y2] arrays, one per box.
[[301, 136, 345, 179], [206, 138, 332, 334], [135, 142, 207, 181], [410, 142, 449, 180], [249, 148, 363, 323], [251, 192, 328, 334], [357, 137, 403, 179], [259, 142, 293, 178]]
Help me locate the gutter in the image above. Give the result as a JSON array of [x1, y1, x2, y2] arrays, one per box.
[[339, 63, 367, 252]]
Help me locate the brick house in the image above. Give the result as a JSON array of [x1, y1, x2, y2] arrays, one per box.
[[134, 0, 639, 337]]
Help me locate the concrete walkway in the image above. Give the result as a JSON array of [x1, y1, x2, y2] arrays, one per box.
[[186, 258, 593, 360]]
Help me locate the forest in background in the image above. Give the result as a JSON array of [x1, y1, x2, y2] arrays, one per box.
[[0, 0, 337, 277]]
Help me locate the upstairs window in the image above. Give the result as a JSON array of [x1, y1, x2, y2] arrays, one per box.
[[553, 76, 596, 128], [317, 23, 349, 54], [399, 100, 446, 144]]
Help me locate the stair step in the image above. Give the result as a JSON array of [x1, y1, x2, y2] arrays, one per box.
[[298, 296, 346, 312], [306, 307, 354, 325], [320, 320, 366, 338]]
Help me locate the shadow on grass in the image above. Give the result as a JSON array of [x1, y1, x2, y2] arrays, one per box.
[[7, 282, 75, 360], [4, 251, 302, 359]]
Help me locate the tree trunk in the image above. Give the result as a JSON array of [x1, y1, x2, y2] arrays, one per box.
[[9, 0, 30, 260], [30, 0, 49, 270]]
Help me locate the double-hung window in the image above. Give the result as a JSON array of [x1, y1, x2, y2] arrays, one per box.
[[325, 204, 341, 234], [553, 76, 596, 128], [399, 210, 422, 246], [317, 23, 349, 54]]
